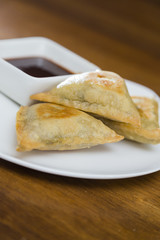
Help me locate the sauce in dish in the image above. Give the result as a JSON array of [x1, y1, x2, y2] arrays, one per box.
[[6, 57, 72, 78]]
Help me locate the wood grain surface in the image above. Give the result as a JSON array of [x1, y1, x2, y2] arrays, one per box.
[[0, 0, 160, 239]]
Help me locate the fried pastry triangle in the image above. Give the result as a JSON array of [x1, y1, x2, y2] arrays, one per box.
[[16, 103, 123, 152], [95, 97, 160, 144], [30, 71, 141, 126]]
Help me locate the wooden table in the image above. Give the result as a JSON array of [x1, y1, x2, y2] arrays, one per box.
[[0, 0, 160, 239]]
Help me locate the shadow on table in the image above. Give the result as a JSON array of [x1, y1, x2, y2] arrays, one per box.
[[0, 157, 159, 190]]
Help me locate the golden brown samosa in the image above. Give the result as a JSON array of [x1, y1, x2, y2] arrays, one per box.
[[31, 71, 141, 126], [16, 103, 123, 152], [96, 97, 160, 144]]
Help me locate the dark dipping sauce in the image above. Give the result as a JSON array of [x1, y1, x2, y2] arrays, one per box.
[[6, 57, 72, 78]]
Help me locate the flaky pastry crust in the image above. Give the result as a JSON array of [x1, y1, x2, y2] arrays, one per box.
[[16, 103, 123, 151], [94, 97, 160, 144], [30, 71, 141, 127]]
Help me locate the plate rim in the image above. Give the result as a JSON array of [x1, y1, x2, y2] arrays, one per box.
[[0, 151, 160, 179]]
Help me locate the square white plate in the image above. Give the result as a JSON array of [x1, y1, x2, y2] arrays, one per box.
[[0, 80, 159, 179], [0, 37, 159, 179]]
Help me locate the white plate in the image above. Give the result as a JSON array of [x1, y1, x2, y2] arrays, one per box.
[[0, 80, 160, 179]]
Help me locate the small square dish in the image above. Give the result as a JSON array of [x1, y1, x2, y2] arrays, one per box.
[[0, 36, 100, 73], [0, 37, 100, 105]]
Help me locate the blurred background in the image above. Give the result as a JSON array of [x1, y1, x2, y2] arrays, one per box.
[[0, 0, 160, 93]]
